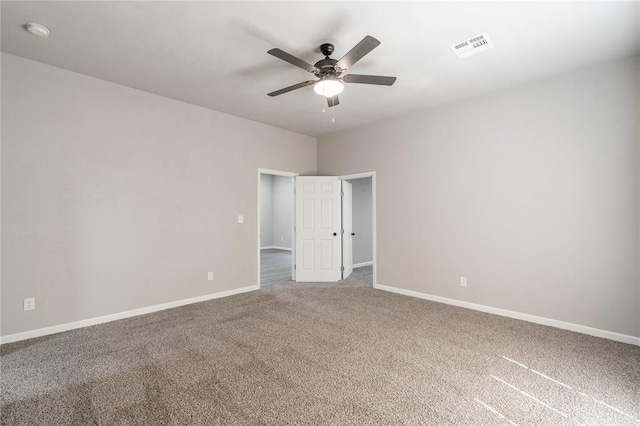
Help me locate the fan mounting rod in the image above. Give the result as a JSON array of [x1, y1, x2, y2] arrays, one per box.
[[320, 43, 334, 57]]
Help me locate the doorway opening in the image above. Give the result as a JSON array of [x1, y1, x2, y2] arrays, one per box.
[[339, 172, 375, 286], [341, 174, 374, 286], [293, 172, 376, 286], [257, 169, 376, 288], [257, 169, 297, 288]]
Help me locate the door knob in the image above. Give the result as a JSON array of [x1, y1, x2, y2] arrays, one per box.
[[333, 232, 337, 236], [351, 232, 355, 236]]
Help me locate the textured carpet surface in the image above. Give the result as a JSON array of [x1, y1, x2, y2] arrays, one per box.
[[1, 277, 639, 425]]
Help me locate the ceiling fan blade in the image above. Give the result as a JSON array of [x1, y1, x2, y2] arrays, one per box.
[[267, 80, 316, 97], [327, 95, 340, 108], [342, 74, 397, 86], [268, 48, 319, 73], [336, 35, 380, 70]]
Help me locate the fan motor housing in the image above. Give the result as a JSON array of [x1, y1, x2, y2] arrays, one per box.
[[313, 43, 342, 78], [314, 57, 341, 78]]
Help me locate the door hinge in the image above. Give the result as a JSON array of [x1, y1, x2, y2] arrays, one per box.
[[341, 191, 344, 197], [341, 229, 344, 234], [294, 264, 296, 269], [341, 266, 345, 272]]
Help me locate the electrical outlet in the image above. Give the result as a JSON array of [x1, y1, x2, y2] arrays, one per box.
[[24, 297, 35, 311], [460, 277, 468, 287], [207, 272, 214, 281], [237, 215, 244, 224]]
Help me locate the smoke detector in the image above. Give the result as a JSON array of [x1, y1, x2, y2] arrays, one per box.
[[451, 33, 494, 59], [25, 23, 50, 38]]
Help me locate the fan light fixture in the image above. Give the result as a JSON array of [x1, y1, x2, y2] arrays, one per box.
[[314, 79, 344, 98]]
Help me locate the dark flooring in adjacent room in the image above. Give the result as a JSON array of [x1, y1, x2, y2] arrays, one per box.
[[2, 265, 639, 425]]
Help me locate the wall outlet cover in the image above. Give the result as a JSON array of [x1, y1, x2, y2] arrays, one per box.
[[24, 297, 35, 311]]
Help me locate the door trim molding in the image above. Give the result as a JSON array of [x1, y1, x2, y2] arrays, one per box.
[[340, 171, 376, 286], [257, 168, 298, 288]]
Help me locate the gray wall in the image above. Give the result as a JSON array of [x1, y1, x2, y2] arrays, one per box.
[[1, 53, 316, 336], [272, 176, 293, 249], [260, 174, 274, 247], [318, 56, 640, 338], [260, 174, 292, 249], [3, 51, 638, 340], [348, 177, 373, 265]]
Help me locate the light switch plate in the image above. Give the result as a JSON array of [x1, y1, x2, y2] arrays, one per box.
[[238, 215, 244, 224]]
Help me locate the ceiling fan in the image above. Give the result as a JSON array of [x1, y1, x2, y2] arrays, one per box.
[[267, 35, 396, 107]]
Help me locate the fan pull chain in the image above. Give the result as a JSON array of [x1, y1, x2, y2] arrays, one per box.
[[332, 104, 335, 123]]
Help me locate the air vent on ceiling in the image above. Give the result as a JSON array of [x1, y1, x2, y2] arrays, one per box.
[[451, 33, 494, 59]]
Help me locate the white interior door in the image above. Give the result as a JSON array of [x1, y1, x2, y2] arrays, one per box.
[[295, 176, 342, 282], [342, 180, 353, 279]]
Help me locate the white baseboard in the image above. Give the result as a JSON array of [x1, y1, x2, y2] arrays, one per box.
[[260, 246, 292, 251], [353, 261, 373, 268], [374, 283, 640, 346], [0, 285, 260, 345]]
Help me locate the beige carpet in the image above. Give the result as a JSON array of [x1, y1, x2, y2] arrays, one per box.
[[1, 278, 639, 425]]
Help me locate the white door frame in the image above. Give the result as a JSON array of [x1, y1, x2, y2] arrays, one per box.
[[257, 168, 298, 288], [341, 180, 353, 280], [339, 171, 376, 286]]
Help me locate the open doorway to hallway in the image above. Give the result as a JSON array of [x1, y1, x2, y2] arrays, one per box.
[[259, 171, 295, 287], [342, 176, 373, 286], [257, 169, 375, 288]]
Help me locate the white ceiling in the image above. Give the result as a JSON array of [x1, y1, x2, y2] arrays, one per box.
[[2, 1, 639, 137]]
